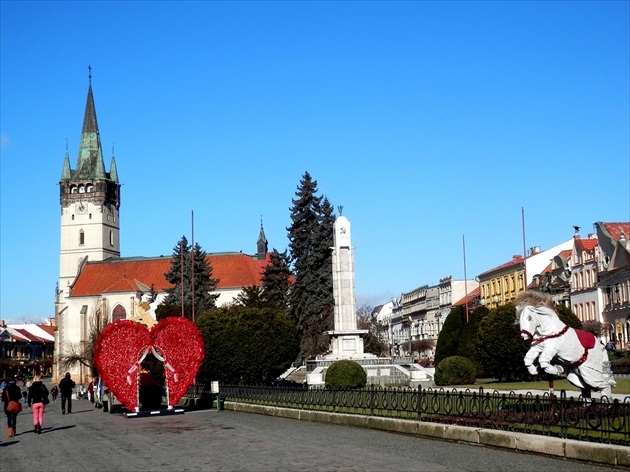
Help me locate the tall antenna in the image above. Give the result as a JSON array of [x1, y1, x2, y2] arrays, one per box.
[[522, 207, 527, 290], [463, 234, 469, 323], [191, 210, 195, 323], [180, 239, 185, 317]]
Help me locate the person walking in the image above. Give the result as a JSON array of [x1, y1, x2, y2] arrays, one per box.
[[58, 372, 76, 414], [2, 377, 22, 437], [27, 375, 49, 434], [51, 385, 58, 402]]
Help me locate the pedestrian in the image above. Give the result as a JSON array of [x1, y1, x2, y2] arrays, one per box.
[[51, 385, 59, 402], [58, 372, 76, 414], [27, 374, 49, 434], [2, 377, 22, 437]]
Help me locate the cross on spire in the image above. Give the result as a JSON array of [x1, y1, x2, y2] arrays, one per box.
[[88, 65, 92, 85]]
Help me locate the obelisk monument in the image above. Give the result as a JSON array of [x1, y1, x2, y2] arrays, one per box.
[[325, 209, 371, 359]]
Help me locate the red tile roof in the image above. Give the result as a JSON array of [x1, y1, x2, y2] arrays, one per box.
[[576, 238, 598, 252], [453, 287, 480, 306], [71, 253, 270, 298], [478, 255, 526, 278], [14, 328, 50, 343], [603, 222, 630, 242]]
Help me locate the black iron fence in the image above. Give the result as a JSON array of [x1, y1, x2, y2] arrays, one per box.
[[212, 384, 629, 446]]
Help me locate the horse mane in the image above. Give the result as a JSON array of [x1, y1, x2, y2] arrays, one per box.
[[515, 290, 555, 315]]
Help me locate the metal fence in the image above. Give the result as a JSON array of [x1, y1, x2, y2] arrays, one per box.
[[213, 384, 629, 446]]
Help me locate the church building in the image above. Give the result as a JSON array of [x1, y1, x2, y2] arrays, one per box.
[[54, 76, 271, 383]]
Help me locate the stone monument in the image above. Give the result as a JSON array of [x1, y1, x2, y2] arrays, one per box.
[[324, 210, 373, 359], [302, 209, 433, 388]]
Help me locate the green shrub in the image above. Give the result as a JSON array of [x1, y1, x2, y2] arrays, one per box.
[[325, 360, 367, 389], [434, 356, 477, 386]]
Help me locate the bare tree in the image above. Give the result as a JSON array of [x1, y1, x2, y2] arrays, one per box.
[[59, 305, 109, 377]]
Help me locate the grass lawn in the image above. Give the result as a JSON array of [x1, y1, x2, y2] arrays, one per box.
[[449, 377, 629, 395]]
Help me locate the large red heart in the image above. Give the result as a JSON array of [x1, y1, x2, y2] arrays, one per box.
[[94, 317, 204, 412]]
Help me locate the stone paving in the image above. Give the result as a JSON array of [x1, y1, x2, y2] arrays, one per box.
[[1, 396, 620, 472]]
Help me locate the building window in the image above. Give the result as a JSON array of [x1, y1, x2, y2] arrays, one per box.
[[110, 230, 114, 246], [79, 230, 85, 246], [112, 304, 126, 322], [86, 184, 93, 192]]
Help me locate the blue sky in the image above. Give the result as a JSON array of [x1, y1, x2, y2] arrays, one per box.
[[1, 1, 628, 325]]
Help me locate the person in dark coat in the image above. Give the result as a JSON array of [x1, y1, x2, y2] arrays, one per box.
[[58, 372, 76, 414], [2, 378, 22, 437], [27, 375, 49, 434]]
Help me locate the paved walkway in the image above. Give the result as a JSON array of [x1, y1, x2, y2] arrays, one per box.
[[1, 397, 620, 471]]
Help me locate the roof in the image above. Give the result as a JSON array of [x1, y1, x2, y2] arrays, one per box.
[[453, 287, 480, 306], [575, 238, 598, 252], [478, 255, 526, 278], [1, 324, 54, 343], [70, 253, 271, 297], [603, 222, 630, 242]]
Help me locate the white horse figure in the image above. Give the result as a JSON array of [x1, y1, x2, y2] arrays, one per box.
[[516, 291, 616, 399]]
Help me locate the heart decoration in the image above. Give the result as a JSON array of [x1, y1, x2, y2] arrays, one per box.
[[94, 317, 205, 412]]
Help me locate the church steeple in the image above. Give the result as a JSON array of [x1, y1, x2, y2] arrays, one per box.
[[257, 217, 268, 260], [58, 70, 121, 297], [75, 79, 106, 180]]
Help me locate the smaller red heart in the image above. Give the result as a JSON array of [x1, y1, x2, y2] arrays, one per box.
[[95, 317, 204, 412]]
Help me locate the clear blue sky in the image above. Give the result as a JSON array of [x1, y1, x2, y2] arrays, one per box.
[[1, 1, 628, 325]]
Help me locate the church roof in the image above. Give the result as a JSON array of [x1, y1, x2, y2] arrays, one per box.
[[70, 252, 270, 297]]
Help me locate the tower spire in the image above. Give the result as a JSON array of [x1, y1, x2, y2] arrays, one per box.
[[257, 216, 268, 260], [75, 68, 106, 179]]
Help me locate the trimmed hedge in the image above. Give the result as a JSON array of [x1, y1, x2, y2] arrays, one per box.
[[434, 356, 477, 386], [325, 360, 367, 389]]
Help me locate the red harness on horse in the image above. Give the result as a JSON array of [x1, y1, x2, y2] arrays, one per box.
[[523, 326, 596, 368]]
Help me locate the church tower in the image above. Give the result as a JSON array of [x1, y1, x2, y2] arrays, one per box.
[[58, 73, 121, 296]]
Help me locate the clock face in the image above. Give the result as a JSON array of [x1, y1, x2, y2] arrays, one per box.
[[76, 202, 87, 214]]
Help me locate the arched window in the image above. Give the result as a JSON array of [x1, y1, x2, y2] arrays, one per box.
[[86, 184, 93, 192], [112, 304, 126, 322], [71, 186, 78, 194], [78, 185, 85, 193], [79, 230, 85, 246]]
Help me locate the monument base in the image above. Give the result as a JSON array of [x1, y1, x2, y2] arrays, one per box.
[[304, 357, 434, 389]]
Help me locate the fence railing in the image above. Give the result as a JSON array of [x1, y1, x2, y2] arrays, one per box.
[[210, 384, 629, 446]]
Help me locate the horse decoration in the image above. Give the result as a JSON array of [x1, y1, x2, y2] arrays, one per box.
[[516, 291, 616, 399]]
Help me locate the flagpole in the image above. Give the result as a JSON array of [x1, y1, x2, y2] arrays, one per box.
[[191, 210, 195, 323], [463, 234, 469, 323]]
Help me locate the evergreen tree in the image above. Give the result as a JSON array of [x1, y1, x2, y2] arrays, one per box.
[[435, 306, 466, 365], [476, 303, 529, 381], [287, 172, 335, 361], [234, 285, 268, 309], [261, 249, 292, 313], [162, 235, 218, 319], [196, 306, 299, 385]]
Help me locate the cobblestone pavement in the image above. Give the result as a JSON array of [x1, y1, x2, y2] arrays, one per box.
[[0, 398, 620, 471]]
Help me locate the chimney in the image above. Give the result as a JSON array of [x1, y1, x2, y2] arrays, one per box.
[[529, 246, 540, 255]]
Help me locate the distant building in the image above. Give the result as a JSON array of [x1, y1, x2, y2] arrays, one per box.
[[0, 322, 55, 379], [595, 222, 630, 348], [382, 276, 478, 359]]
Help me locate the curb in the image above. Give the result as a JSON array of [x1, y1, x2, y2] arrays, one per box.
[[222, 401, 629, 468]]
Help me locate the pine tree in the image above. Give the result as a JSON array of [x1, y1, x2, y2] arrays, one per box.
[[261, 249, 292, 313], [287, 172, 335, 361], [162, 235, 218, 319]]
